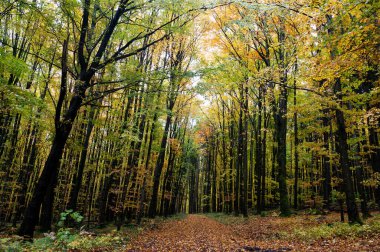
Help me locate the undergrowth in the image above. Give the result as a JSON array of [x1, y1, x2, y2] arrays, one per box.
[[205, 212, 250, 225], [0, 233, 126, 252], [285, 213, 380, 241], [0, 212, 186, 251]]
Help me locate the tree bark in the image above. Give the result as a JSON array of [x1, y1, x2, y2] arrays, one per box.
[[334, 78, 361, 224]]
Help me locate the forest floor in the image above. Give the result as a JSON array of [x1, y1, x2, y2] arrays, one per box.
[[126, 212, 380, 252], [1, 211, 380, 251]]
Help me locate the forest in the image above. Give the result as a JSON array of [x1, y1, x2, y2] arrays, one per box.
[[0, 0, 379, 251]]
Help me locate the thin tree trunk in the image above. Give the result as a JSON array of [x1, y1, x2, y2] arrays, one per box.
[[148, 113, 172, 217], [67, 105, 97, 211], [293, 77, 299, 209]]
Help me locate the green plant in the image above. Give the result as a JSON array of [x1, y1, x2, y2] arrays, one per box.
[[0, 238, 23, 252], [29, 237, 54, 250], [306, 208, 322, 215], [66, 234, 125, 250], [50, 210, 84, 249], [260, 211, 268, 217], [57, 209, 84, 228]]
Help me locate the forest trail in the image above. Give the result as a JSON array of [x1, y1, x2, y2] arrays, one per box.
[[125, 214, 288, 252], [125, 213, 380, 252], [126, 215, 239, 251]]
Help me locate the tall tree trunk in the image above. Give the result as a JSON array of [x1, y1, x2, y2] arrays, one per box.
[[293, 78, 299, 209], [18, 40, 86, 237], [355, 160, 370, 219], [243, 86, 249, 217], [322, 113, 331, 210], [39, 166, 59, 231], [277, 84, 290, 216], [334, 78, 361, 224], [18, 127, 71, 237], [368, 126, 380, 206], [137, 94, 161, 223], [255, 86, 263, 213], [67, 105, 96, 211], [276, 21, 290, 216], [261, 98, 268, 211], [13, 52, 55, 225], [148, 113, 172, 217]]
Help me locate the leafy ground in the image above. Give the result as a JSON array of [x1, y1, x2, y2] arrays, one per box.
[[1, 212, 380, 251], [126, 212, 380, 252]]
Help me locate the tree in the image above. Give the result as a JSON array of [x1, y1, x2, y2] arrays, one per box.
[[17, 0, 201, 237]]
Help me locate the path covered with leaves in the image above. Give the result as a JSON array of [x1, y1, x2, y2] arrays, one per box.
[[126, 213, 380, 252], [127, 215, 247, 251]]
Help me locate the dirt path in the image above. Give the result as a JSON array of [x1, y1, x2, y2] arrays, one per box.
[[125, 213, 380, 252], [125, 215, 282, 252], [126, 215, 237, 251]]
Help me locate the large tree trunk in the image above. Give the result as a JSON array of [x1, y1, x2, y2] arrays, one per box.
[[13, 56, 54, 226], [334, 79, 361, 224], [17, 127, 71, 237], [18, 36, 88, 237], [39, 166, 59, 231], [17, 39, 88, 237]]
